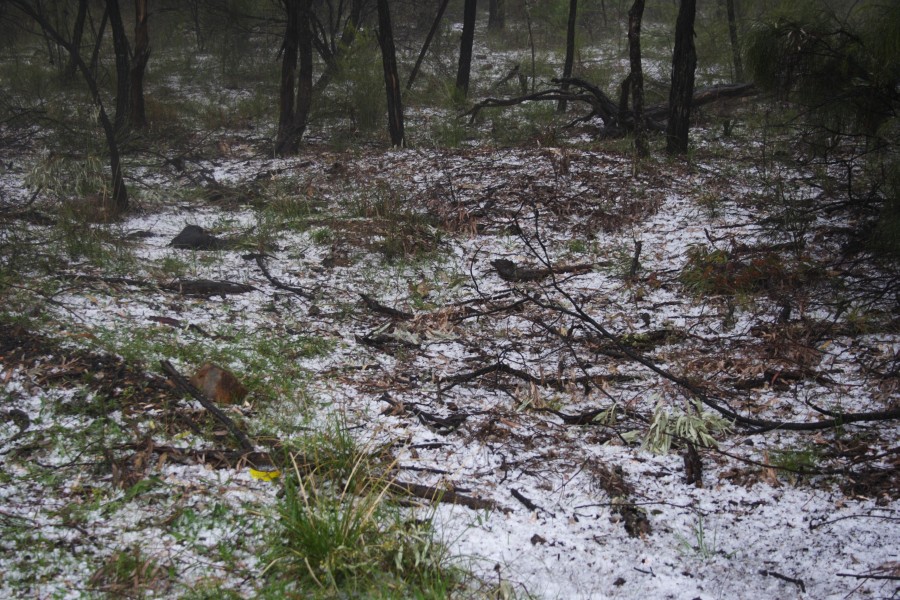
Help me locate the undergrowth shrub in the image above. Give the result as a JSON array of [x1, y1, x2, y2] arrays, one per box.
[[264, 425, 459, 598]]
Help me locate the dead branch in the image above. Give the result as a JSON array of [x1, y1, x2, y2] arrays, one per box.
[[360, 293, 413, 319], [247, 253, 314, 299], [160, 279, 256, 297], [513, 212, 900, 433], [379, 392, 468, 434], [389, 480, 503, 512], [160, 359, 256, 455], [759, 570, 806, 592], [464, 79, 755, 136], [511, 488, 554, 516]]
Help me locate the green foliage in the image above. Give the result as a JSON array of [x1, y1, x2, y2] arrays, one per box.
[[768, 445, 823, 485], [490, 102, 561, 147], [679, 244, 816, 298], [644, 398, 732, 454], [264, 426, 459, 598], [89, 546, 169, 596], [745, 1, 900, 256], [322, 30, 387, 136], [675, 513, 732, 560]]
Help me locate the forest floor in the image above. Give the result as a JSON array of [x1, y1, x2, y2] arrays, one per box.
[[1, 118, 899, 599]]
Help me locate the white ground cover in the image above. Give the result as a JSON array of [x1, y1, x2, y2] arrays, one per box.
[[1, 141, 897, 599]]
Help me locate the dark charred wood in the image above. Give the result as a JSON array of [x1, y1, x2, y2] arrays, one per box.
[[169, 225, 231, 250], [360, 293, 413, 320], [160, 279, 256, 297]]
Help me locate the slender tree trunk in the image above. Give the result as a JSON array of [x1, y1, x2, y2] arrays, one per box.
[[726, 0, 743, 81], [488, 0, 504, 31], [106, 0, 131, 133], [406, 0, 450, 91], [276, 0, 299, 155], [456, 0, 477, 97], [63, 0, 89, 82], [129, 0, 150, 129], [628, 0, 648, 157], [312, 0, 364, 94], [619, 73, 632, 117], [294, 0, 313, 144], [377, 0, 404, 147], [524, 0, 535, 93], [275, 0, 313, 155], [89, 6, 109, 77], [557, 0, 578, 113], [666, 0, 697, 155]]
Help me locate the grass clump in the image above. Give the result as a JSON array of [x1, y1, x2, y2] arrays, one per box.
[[264, 424, 460, 599]]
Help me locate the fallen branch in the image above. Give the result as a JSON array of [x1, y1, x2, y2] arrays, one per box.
[[759, 570, 806, 592], [389, 480, 503, 512], [836, 572, 900, 581], [247, 254, 313, 299], [379, 392, 468, 434], [360, 293, 413, 320], [511, 209, 900, 432], [160, 279, 255, 297], [511, 487, 554, 516], [160, 360, 255, 455]]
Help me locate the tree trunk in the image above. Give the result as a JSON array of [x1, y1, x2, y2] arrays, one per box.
[[628, 0, 647, 157], [275, 0, 313, 156], [63, 0, 89, 82], [488, 0, 505, 31], [276, 0, 299, 156], [377, 0, 404, 147], [312, 0, 365, 95], [106, 0, 131, 134], [89, 6, 109, 77], [666, 0, 697, 155], [456, 0, 477, 97], [557, 0, 578, 113], [726, 0, 743, 81], [406, 0, 450, 91], [129, 0, 150, 129]]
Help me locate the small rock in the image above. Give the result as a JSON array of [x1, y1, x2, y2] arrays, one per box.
[[170, 225, 228, 250], [189, 363, 248, 405]]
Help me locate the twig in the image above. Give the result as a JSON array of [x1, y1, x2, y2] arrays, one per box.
[[250, 254, 313, 299], [759, 569, 806, 592], [836, 572, 900, 581]]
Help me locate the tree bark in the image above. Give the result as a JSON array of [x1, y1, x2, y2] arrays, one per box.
[[376, 0, 404, 147], [406, 0, 450, 91], [628, 0, 648, 157], [89, 5, 109, 78], [63, 0, 89, 82], [129, 0, 150, 129], [456, 0, 477, 97], [106, 0, 131, 134], [275, 0, 313, 156], [726, 0, 743, 81], [666, 0, 697, 155], [488, 0, 505, 31], [311, 0, 365, 95], [557, 0, 578, 113]]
